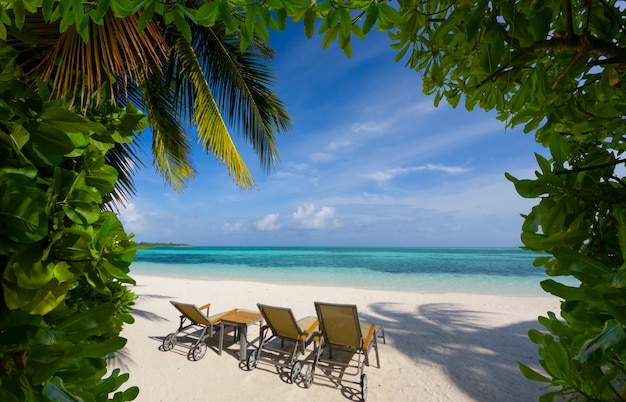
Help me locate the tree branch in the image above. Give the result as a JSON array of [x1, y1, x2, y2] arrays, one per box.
[[555, 158, 626, 175]]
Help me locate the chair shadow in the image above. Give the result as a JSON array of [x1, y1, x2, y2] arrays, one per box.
[[359, 301, 550, 402]]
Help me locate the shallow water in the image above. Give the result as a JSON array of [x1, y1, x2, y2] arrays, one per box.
[[130, 246, 578, 297]]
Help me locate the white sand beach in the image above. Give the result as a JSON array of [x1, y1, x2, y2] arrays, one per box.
[[110, 274, 562, 401]]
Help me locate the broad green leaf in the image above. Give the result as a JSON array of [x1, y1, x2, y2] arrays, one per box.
[[528, 328, 547, 344], [304, 6, 315, 39], [196, 1, 220, 26], [43, 377, 82, 402], [137, 1, 155, 32], [577, 320, 625, 363], [62, 202, 101, 225], [80, 337, 127, 358], [518, 362, 551, 382], [39, 106, 107, 135], [110, 0, 134, 17], [362, 3, 378, 34], [340, 8, 351, 38], [218, 0, 239, 33], [13, 0, 25, 30], [10, 124, 30, 151], [57, 302, 116, 334], [53, 261, 76, 284], [173, 9, 192, 43], [548, 132, 570, 165], [540, 279, 586, 300], [377, 3, 401, 25]]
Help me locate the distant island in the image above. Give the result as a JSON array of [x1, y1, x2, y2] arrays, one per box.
[[137, 242, 192, 247]]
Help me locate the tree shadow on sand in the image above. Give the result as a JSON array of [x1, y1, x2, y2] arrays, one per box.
[[362, 302, 551, 402]]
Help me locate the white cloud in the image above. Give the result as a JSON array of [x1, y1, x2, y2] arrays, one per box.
[[255, 213, 281, 231], [291, 204, 341, 229], [366, 163, 471, 182], [223, 221, 243, 233], [118, 203, 145, 232]]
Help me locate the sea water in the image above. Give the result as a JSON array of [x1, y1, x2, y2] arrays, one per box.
[[129, 247, 579, 297]]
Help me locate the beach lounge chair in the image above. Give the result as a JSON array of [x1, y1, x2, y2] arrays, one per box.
[[161, 301, 236, 361], [307, 301, 386, 401], [246, 304, 319, 383]]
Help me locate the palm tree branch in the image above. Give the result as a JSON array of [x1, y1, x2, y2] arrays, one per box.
[[192, 24, 291, 172], [173, 35, 255, 188], [137, 68, 195, 191], [20, 12, 167, 109]]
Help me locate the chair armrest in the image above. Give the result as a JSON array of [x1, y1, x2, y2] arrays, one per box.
[[199, 303, 211, 314], [363, 324, 376, 350]]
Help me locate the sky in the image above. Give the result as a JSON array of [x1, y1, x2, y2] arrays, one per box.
[[118, 24, 548, 248]]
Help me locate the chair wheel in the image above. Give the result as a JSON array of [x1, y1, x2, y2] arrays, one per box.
[[162, 333, 176, 351], [361, 373, 368, 401], [189, 342, 207, 361], [246, 349, 258, 370], [290, 360, 302, 383], [302, 362, 314, 388]]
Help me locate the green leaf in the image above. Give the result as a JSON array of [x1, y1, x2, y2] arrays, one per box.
[[110, 0, 134, 17], [137, 1, 155, 32], [62, 201, 101, 225], [39, 106, 107, 135], [577, 320, 625, 363], [377, 3, 400, 25], [174, 11, 192, 43], [518, 362, 551, 382], [43, 377, 82, 402], [218, 0, 239, 33], [548, 131, 570, 165], [6, 248, 53, 289], [339, 8, 351, 38], [304, 6, 316, 39], [13, 0, 25, 30], [196, 1, 220, 26], [540, 279, 585, 300], [362, 3, 378, 34], [528, 328, 546, 344], [53, 261, 76, 284]]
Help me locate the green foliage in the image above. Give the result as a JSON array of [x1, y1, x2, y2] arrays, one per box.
[[0, 44, 141, 401], [4, 0, 626, 400]]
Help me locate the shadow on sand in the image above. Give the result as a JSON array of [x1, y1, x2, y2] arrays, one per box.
[[360, 301, 548, 401]]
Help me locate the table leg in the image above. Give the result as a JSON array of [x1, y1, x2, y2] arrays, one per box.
[[239, 325, 247, 362], [218, 322, 224, 356]]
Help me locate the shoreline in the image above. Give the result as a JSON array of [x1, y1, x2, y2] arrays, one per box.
[[129, 262, 558, 297], [112, 274, 562, 401]]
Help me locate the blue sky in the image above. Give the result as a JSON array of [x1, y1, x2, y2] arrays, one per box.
[[118, 24, 547, 247]]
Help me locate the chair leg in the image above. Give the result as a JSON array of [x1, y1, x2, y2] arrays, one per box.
[[373, 335, 381, 368]]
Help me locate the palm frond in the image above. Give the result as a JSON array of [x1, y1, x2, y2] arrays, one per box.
[[190, 23, 291, 172], [20, 12, 167, 109], [173, 35, 254, 188], [138, 68, 195, 191], [105, 140, 145, 210]]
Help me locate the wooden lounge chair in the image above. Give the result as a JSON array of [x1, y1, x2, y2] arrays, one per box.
[[246, 303, 319, 384], [306, 301, 386, 401], [161, 301, 236, 361]]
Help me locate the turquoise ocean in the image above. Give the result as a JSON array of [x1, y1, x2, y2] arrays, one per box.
[[130, 247, 577, 297]]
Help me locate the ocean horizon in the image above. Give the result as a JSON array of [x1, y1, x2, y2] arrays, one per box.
[[129, 246, 577, 297]]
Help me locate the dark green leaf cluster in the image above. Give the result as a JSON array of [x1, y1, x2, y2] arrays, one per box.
[[0, 44, 140, 401], [4, 1, 626, 400], [387, 0, 626, 399]]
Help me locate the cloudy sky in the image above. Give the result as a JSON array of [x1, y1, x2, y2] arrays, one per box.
[[118, 24, 547, 247]]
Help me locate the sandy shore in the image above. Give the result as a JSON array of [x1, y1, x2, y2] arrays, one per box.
[[109, 274, 561, 401]]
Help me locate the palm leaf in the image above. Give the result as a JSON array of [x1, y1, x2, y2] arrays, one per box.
[[173, 35, 254, 188], [18, 11, 167, 109], [104, 140, 144, 209], [192, 23, 291, 172], [136, 68, 195, 191]]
